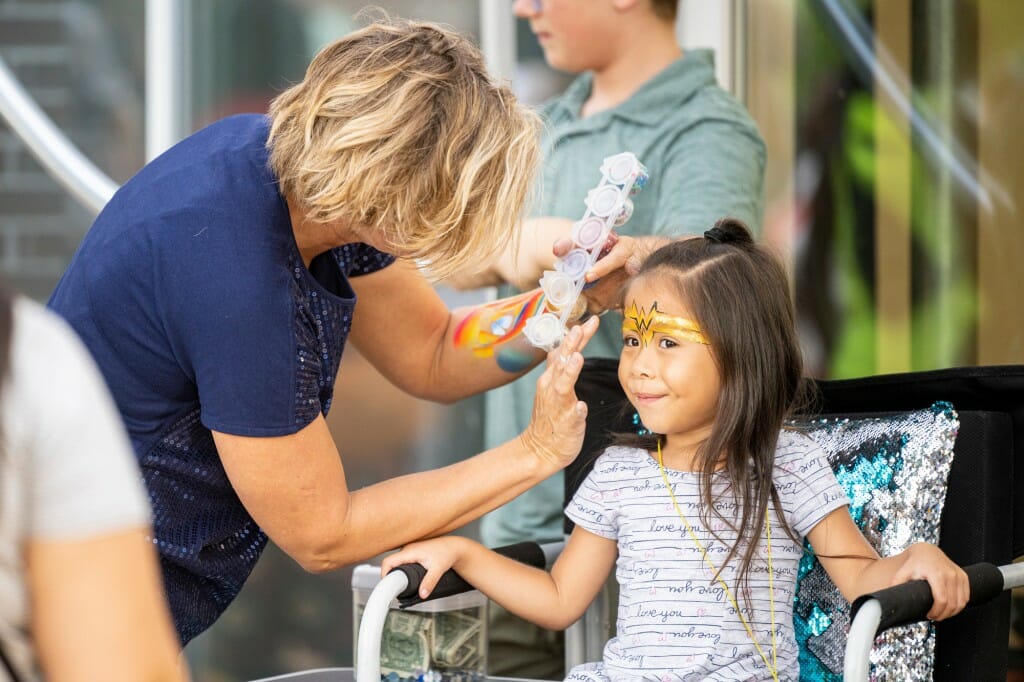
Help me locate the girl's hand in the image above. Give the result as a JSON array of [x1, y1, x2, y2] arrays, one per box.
[[380, 537, 473, 600], [521, 316, 600, 469], [891, 543, 970, 620]]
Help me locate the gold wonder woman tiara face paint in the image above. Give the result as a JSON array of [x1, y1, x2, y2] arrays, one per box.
[[623, 301, 709, 347]]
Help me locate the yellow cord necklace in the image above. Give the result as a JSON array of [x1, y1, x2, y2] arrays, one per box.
[[656, 440, 779, 681]]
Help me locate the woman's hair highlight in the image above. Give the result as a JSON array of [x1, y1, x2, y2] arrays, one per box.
[[267, 16, 540, 279]]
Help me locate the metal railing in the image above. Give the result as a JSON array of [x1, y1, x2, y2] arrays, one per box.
[[0, 52, 116, 215], [0, 0, 190, 216]]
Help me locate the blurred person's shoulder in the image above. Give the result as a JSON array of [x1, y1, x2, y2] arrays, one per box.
[[6, 296, 114, 420], [9, 297, 94, 375], [674, 50, 761, 133], [6, 296, 151, 536]]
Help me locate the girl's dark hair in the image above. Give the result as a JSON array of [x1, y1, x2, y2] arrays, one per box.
[[618, 217, 808, 601]]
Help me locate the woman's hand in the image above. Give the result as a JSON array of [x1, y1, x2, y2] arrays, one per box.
[[555, 233, 672, 313], [521, 316, 599, 469], [891, 543, 970, 621], [381, 536, 474, 599]]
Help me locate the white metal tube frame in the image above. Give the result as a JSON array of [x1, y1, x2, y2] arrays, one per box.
[[144, 0, 190, 162], [0, 1, 191, 215], [843, 562, 1024, 682], [0, 54, 116, 215], [354, 570, 410, 682]]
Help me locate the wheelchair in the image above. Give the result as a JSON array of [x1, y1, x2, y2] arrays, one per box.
[[253, 363, 1024, 682]]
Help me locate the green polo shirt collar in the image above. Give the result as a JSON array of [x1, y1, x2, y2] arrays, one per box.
[[545, 48, 718, 127]]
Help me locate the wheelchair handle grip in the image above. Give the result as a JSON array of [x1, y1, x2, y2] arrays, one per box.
[[389, 541, 546, 608], [849, 561, 1003, 633]]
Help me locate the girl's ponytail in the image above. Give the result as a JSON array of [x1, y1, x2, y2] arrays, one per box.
[[703, 217, 755, 246]]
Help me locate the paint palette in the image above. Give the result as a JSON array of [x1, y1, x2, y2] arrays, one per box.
[[523, 151, 648, 351]]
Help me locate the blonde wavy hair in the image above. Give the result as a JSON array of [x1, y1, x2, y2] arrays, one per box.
[[268, 16, 540, 280]]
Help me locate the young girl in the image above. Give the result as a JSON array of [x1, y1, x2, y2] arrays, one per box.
[[383, 219, 969, 681]]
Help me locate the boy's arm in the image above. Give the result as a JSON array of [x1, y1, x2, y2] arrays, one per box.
[[806, 507, 969, 620], [444, 217, 574, 291], [652, 121, 766, 237], [382, 526, 617, 631]]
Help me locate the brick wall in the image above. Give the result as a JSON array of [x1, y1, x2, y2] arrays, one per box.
[[0, 0, 142, 301]]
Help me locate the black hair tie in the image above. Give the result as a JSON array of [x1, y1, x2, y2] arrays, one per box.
[[703, 227, 727, 243]]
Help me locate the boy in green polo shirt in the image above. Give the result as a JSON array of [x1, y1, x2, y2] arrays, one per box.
[[451, 1, 766, 677]]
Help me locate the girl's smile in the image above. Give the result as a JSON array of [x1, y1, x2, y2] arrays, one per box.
[[619, 276, 721, 464]]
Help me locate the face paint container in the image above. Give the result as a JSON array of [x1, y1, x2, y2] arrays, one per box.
[[524, 312, 565, 350], [613, 198, 634, 227], [601, 153, 649, 196], [602, 153, 638, 184], [556, 248, 591, 280], [628, 166, 650, 195], [540, 271, 576, 309], [572, 217, 608, 250], [586, 184, 622, 218]]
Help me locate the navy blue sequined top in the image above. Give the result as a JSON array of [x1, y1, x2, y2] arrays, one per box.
[[48, 115, 395, 643]]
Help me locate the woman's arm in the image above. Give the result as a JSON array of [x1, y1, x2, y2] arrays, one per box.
[[28, 528, 186, 682], [381, 526, 618, 630], [214, 319, 597, 572], [807, 507, 969, 620], [350, 259, 603, 403]]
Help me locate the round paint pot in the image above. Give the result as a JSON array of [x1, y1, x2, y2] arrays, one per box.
[[585, 185, 622, 218], [524, 312, 565, 350], [540, 271, 576, 309], [601, 154, 649, 196], [602, 153, 637, 183], [628, 166, 650, 195], [556, 248, 591, 280], [572, 217, 608, 250], [613, 198, 634, 227]]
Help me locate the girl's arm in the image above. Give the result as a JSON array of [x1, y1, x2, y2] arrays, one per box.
[[28, 528, 188, 682], [381, 526, 618, 631], [806, 507, 969, 620]]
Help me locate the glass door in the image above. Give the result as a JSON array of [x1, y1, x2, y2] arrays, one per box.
[[744, 0, 1023, 379]]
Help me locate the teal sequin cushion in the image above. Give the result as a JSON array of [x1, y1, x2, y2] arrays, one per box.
[[790, 402, 959, 681]]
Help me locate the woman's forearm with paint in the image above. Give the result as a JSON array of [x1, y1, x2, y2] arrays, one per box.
[[452, 289, 549, 373]]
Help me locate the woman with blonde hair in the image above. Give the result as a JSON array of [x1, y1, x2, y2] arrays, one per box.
[[49, 17, 600, 644]]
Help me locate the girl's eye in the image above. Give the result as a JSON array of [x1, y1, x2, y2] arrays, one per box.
[[658, 337, 678, 349], [622, 336, 639, 348]]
